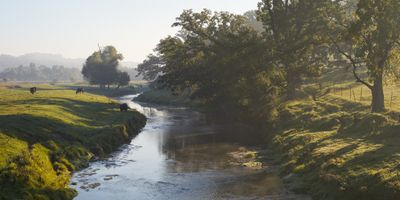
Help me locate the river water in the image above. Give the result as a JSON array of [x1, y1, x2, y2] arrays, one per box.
[[71, 94, 310, 200]]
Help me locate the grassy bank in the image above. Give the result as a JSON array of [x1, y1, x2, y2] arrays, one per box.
[[0, 83, 146, 200], [272, 94, 400, 200]]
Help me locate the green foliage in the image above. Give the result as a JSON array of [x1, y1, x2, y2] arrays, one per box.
[[0, 63, 82, 82], [257, 0, 336, 99], [331, 0, 400, 112], [117, 71, 130, 88], [82, 46, 130, 88], [136, 54, 163, 81], [153, 9, 281, 123]]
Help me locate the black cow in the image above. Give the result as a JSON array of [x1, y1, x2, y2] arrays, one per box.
[[30, 87, 37, 94], [120, 103, 129, 112], [76, 88, 84, 94]]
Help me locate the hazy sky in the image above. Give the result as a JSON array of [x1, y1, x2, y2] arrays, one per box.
[[0, 0, 260, 62]]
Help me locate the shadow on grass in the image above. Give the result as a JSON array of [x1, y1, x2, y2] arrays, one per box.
[[286, 124, 400, 199]]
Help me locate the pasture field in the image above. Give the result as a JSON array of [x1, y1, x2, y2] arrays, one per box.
[[273, 85, 400, 199], [61, 80, 148, 97], [0, 83, 146, 200]]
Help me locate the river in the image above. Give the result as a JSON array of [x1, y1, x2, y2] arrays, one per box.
[[71, 94, 310, 200]]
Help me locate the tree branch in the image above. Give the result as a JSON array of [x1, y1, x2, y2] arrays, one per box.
[[330, 36, 373, 90]]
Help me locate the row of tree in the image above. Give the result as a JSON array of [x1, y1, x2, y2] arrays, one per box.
[[0, 63, 82, 82], [137, 0, 400, 121]]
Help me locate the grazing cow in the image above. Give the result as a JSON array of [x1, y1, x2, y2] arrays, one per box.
[[76, 88, 84, 94], [120, 103, 129, 112], [30, 87, 37, 94]]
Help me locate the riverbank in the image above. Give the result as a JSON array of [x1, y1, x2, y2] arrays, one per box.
[[70, 96, 312, 200], [0, 83, 146, 200], [270, 95, 400, 200]]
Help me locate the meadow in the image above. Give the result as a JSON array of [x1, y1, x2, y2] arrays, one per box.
[[272, 78, 400, 199], [0, 83, 146, 200]]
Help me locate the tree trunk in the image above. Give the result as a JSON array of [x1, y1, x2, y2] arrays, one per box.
[[371, 75, 385, 113]]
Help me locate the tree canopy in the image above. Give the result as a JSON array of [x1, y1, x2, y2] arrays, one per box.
[[138, 0, 400, 114], [145, 9, 281, 123], [257, 0, 337, 99], [331, 0, 400, 112], [0, 63, 82, 82], [82, 46, 131, 88], [136, 54, 163, 81]]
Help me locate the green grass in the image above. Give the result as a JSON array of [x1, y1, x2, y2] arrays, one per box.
[[273, 95, 400, 200], [59, 81, 147, 97], [0, 83, 146, 200], [330, 83, 400, 111]]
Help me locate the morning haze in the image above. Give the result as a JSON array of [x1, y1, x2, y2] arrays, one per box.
[[2, 0, 400, 200], [0, 0, 259, 62]]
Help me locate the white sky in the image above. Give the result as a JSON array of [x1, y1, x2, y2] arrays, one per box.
[[0, 0, 260, 62]]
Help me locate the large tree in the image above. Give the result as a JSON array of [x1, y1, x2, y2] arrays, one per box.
[[155, 10, 281, 122], [82, 46, 124, 88], [257, 0, 336, 99], [333, 0, 400, 112]]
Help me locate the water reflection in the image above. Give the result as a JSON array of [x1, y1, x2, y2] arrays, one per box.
[[71, 94, 310, 200]]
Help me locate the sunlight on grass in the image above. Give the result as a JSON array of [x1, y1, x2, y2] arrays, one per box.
[[0, 83, 146, 200], [275, 96, 400, 199]]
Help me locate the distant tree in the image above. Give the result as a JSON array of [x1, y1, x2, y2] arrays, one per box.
[[0, 63, 82, 82], [243, 10, 263, 32], [136, 54, 163, 81], [119, 67, 141, 80], [82, 46, 123, 88], [116, 71, 130, 88]]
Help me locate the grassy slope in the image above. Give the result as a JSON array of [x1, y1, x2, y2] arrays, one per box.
[[274, 82, 400, 200], [0, 83, 146, 200]]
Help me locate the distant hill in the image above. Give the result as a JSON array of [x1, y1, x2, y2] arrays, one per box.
[[0, 53, 139, 72], [0, 53, 85, 71]]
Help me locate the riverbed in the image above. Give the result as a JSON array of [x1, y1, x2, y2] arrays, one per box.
[[71, 94, 310, 200]]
